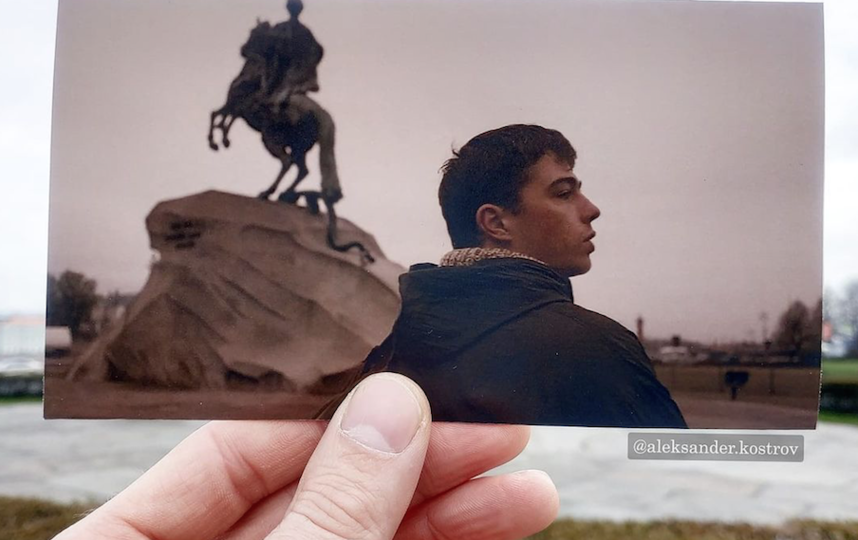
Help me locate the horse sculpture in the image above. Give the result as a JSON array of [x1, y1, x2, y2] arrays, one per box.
[[208, 21, 317, 203], [208, 19, 373, 263]]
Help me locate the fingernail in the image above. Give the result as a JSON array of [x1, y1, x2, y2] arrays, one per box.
[[340, 375, 422, 453], [514, 469, 555, 486]]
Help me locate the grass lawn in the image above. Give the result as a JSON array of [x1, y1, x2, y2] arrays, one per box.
[[818, 410, 858, 426], [822, 358, 858, 384], [0, 395, 41, 406], [3, 496, 857, 540], [0, 497, 93, 540], [531, 519, 858, 539], [819, 358, 858, 425]]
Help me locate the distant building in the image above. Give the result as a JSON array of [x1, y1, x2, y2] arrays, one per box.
[[0, 315, 46, 356], [658, 344, 694, 363], [822, 318, 854, 358], [655, 335, 705, 364], [822, 334, 850, 359]]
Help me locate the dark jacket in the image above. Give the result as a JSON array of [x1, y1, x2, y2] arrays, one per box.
[[328, 258, 687, 428]]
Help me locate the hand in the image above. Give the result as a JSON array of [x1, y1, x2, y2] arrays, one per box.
[[56, 373, 559, 539]]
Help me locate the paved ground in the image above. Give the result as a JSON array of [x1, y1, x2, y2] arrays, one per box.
[[1, 403, 857, 524]]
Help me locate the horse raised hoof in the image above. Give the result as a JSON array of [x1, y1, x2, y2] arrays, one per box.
[[278, 190, 300, 205], [223, 139, 231, 148], [208, 141, 219, 151]]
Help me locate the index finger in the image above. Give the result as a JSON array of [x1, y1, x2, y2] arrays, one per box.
[[56, 420, 326, 540]]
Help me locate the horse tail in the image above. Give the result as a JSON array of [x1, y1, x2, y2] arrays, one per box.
[[323, 197, 375, 264]]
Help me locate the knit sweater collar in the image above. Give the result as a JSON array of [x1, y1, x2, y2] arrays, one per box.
[[439, 247, 546, 268]]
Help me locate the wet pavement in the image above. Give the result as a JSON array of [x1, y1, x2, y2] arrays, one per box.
[[2, 403, 857, 524]]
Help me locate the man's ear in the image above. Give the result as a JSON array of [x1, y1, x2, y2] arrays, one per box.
[[475, 204, 513, 243]]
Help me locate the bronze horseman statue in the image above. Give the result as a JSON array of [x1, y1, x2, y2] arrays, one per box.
[[208, 0, 373, 262]]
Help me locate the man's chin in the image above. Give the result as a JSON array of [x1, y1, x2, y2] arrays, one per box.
[[560, 260, 592, 278]]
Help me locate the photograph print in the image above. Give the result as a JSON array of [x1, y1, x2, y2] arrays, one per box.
[[44, 0, 824, 428]]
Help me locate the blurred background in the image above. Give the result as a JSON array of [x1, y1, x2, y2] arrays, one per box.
[[0, 0, 856, 537]]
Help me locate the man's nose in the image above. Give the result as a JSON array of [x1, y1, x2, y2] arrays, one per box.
[[582, 195, 601, 222]]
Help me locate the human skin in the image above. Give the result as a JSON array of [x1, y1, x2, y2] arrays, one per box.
[[54, 373, 559, 540], [477, 152, 602, 277]]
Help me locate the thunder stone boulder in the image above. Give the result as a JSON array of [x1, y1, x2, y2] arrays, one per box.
[[68, 190, 404, 392]]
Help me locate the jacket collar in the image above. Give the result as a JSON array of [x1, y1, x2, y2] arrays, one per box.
[[393, 258, 574, 359]]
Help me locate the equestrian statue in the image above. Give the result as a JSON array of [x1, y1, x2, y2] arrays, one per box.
[[208, 0, 373, 263]]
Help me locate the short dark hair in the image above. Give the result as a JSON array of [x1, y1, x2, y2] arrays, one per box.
[[438, 124, 577, 248]]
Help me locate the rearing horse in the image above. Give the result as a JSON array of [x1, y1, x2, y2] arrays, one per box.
[[207, 21, 373, 263]]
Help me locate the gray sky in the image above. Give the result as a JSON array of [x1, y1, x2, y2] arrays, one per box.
[[3, 0, 853, 344]]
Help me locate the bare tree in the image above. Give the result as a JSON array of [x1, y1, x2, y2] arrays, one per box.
[[773, 299, 821, 362], [46, 271, 99, 340], [843, 280, 858, 356], [823, 287, 837, 323], [809, 297, 823, 356]]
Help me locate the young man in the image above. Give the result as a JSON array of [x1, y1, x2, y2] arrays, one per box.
[[323, 124, 686, 428]]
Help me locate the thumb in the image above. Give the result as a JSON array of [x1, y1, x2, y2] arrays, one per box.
[[268, 373, 431, 540]]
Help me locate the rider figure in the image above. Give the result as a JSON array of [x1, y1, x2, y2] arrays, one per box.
[[266, 0, 342, 202], [268, 0, 324, 103]]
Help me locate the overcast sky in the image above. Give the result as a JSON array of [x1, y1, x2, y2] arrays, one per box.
[[1, 0, 855, 344]]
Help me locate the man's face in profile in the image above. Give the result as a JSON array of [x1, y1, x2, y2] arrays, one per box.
[[505, 153, 601, 277]]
